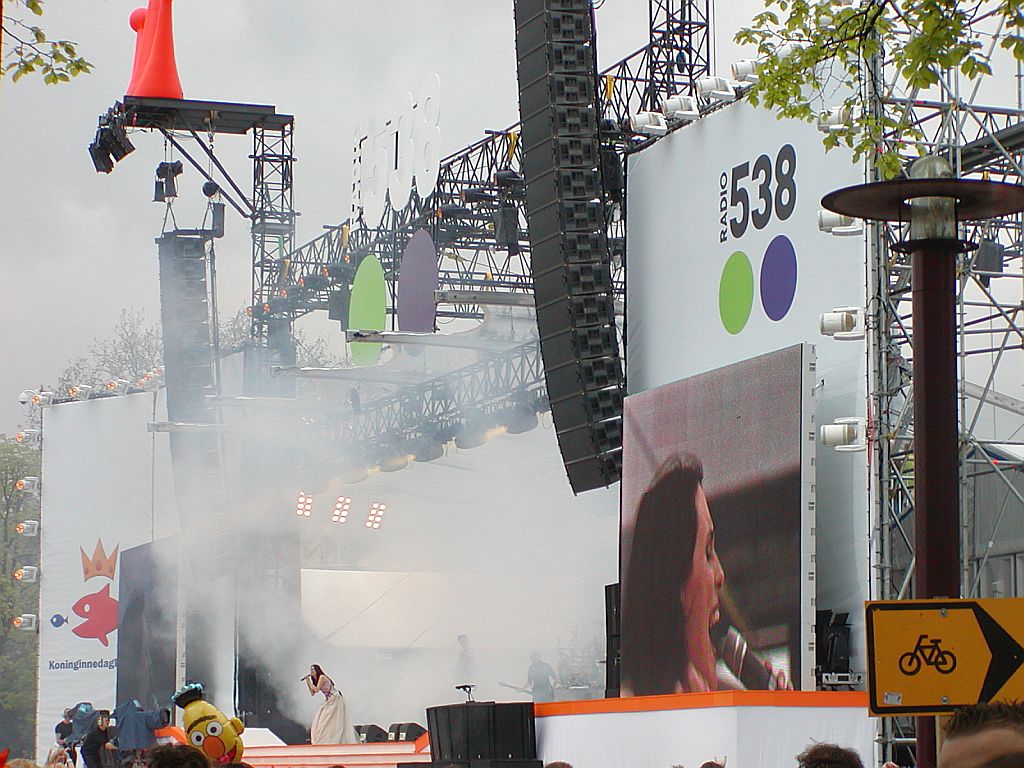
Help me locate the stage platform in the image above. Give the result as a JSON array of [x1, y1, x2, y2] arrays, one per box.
[[155, 728, 432, 768], [244, 738, 432, 768]]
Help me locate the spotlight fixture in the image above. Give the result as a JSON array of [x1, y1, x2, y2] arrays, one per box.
[[105, 379, 130, 395], [364, 501, 386, 529], [504, 402, 539, 435], [455, 415, 490, 450], [13, 565, 38, 583], [410, 436, 445, 463], [295, 492, 313, 517], [88, 108, 134, 173], [15, 477, 39, 495], [820, 306, 865, 340], [202, 181, 221, 198], [331, 496, 352, 523], [155, 160, 184, 200], [817, 105, 853, 134], [379, 442, 412, 473], [89, 136, 115, 174], [697, 76, 738, 102], [31, 391, 55, 407], [817, 209, 864, 236], [15, 430, 40, 446], [661, 94, 700, 123], [629, 111, 668, 137], [12, 614, 37, 631], [18, 391, 34, 406], [774, 41, 806, 60], [67, 385, 93, 401], [15, 521, 39, 537], [820, 417, 868, 452], [731, 59, 760, 84]]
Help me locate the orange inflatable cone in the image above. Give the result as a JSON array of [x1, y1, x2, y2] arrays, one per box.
[[125, 7, 151, 96], [132, 0, 183, 100]]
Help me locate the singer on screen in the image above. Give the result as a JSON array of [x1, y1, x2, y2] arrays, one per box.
[[620, 453, 790, 695]]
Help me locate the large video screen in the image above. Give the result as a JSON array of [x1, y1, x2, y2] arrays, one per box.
[[625, 99, 870, 677], [620, 344, 814, 694]]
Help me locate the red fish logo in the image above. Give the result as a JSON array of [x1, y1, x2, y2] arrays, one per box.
[[71, 583, 119, 646]]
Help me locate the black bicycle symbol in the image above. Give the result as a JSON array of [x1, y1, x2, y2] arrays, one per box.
[[898, 634, 957, 676]]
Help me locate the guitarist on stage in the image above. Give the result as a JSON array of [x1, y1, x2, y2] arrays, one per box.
[[523, 651, 559, 703]]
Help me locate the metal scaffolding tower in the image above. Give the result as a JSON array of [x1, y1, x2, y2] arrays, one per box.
[[871, 63, 1024, 765]]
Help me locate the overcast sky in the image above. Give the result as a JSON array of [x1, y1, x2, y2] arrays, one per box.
[[0, 0, 760, 434]]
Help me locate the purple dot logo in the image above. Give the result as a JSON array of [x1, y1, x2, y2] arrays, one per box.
[[759, 234, 798, 321]]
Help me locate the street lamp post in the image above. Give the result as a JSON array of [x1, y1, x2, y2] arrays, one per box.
[[822, 157, 1024, 768]]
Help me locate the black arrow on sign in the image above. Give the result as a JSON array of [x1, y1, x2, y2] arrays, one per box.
[[972, 602, 1024, 702]]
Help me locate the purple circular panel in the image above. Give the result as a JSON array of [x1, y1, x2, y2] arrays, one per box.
[[397, 229, 439, 332], [760, 234, 798, 321]]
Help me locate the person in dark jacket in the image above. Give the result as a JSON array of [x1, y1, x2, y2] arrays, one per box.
[[80, 712, 116, 768], [112, 700, 168, 766]]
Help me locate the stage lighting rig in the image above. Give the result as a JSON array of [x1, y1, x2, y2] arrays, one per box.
[[331, 496, 352, 523], [15, 430, 40, 446], [154, 160, 184, 201], [13, 565, 38, 583], [697, 76, 739, 103], [12, 614, 37, 631], [295, 492, 313, 517], [67, 385, 93, 400], [15, 477, 39, 495], [820, 417, 867, 452], [820, 307, 865, 340], [15, 521, 39, 537], [88, 108, 135, 174], [661, 94, 700, 123], [629, 111, 668, 137]]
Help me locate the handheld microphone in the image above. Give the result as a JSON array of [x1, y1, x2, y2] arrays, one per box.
[[300, 674, 311, 682], [715, 625, 775, 690]]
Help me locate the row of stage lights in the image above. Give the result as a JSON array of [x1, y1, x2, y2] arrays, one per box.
[[629, 40, 856, 139], [296, 494, 389, 530], [17, 369, 165, 413]]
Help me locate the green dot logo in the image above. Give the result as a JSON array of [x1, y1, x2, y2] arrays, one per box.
[[719, 250, 754, 335]]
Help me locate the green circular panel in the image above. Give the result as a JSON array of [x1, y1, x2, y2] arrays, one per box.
[[348, 255, 387, 366], [719, 251, 754, 335]]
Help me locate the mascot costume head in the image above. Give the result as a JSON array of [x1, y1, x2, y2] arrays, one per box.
[[172, 683, 245, 763]]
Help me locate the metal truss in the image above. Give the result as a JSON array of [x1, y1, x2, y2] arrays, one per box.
[[254, 0, 713, 330], [250, 121, 297, 339], [871, 67, 1024, 765], [291, 339, 545, 460]]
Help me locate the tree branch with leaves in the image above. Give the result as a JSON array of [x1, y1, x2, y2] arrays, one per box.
[[736, 0, 1023, 178], [2, 0, 91, 84]]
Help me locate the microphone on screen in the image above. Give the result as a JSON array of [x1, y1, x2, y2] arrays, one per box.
[[714, 624, 776, 690]]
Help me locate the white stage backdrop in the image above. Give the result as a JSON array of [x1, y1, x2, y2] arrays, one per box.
[[536, 694, 874, 768], [626, 99, 871, 674], [36, 393, 177, 760]]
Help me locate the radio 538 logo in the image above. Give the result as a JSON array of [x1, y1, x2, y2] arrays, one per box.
[[718, 144, 798, 335]]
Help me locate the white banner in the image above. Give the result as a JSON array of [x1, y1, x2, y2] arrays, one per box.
[[36, 393, 177, 760], [536, 694, 875, 768]]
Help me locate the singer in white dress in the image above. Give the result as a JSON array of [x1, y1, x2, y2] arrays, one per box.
[[306, 664, 356, 744]]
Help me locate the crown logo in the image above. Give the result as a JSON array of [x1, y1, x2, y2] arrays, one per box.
[[80, 540, 118, 581]]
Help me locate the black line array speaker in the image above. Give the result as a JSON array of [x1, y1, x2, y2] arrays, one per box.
[[425, 702, 540, 767], [356, 723, 389, 743], [605, 582, 621, 698], [515, 0, 624, 493], [156, 234, 231, 579]]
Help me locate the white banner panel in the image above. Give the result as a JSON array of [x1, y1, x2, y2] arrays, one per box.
[[626, 100, 871, 676], [36, 393, 177, 760], [536, 693, 874, 768]]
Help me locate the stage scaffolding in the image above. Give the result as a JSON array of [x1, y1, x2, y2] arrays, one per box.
[[870, 61, 1024, 764]]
